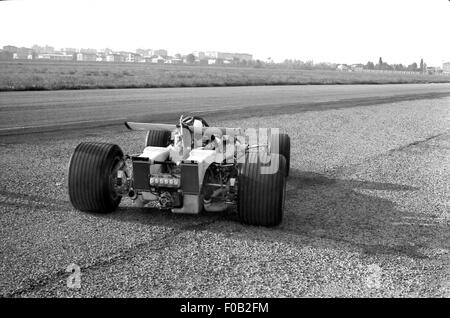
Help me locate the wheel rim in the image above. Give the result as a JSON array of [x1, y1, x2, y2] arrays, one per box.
[[109, 156, 122, 200]]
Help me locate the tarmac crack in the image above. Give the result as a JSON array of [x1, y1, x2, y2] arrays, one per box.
[[389, 132, 449, 153], [329, 130, 450, 177]]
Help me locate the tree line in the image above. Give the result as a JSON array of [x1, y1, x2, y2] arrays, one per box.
[[365, 57, 427, 72], [277, 57, 428, 72]]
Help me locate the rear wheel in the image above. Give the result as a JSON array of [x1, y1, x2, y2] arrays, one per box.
[[68, 142, 123, 213], [145, 130, 171, 147], [238, 152, 287, 226]]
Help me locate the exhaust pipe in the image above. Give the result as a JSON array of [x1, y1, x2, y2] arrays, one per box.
[[128, 189, 137, 200]]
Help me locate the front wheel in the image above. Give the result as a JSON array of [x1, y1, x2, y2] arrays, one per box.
[[145, 130, 172, 147], [68, 142, 123, 213]]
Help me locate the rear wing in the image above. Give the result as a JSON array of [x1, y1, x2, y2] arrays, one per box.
[[124, 121, 176, 132], [124, 121, 245, 135]]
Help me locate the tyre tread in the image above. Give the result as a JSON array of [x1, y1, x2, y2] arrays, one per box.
[[68, 142, 123, 213], [238, 152, 286, 226]]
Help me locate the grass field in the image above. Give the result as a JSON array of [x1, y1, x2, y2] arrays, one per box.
[[1, 60, 449, 91]]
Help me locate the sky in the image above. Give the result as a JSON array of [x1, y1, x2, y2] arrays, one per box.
[[0, 0, 449, 66]]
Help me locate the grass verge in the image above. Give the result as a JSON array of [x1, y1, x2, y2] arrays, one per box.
[[1, 60, 449, 91]]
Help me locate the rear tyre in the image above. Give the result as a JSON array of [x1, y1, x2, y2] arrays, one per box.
[[68, 142, 123, 213], [145, 130, 172, 147], [238, 152, 287, 226], [270, 133, 290, 177]]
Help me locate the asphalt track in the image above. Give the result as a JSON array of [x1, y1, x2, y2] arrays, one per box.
[[1, 83, 450, 135], [0, 85, 449, 297]]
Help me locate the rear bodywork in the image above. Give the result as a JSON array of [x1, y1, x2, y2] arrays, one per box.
[[119, 118, 278, 214]]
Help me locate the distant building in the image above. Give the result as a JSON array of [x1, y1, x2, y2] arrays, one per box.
[[192, 51, 206, 60], [337, 64, 350, 71], [76, 53, 97, 62], [62, 48, 78, 55], [170, 58, 183, 64], [38, 53, 73, 61], [45, 45, 55, 53], [123, 52, 142, 63], [32, 45, 55, 54], [204, 51, 218, 59], [13, 53, 33, 60], [136, 48, 146, 56], [32, 45, 44, 54], [153, 49, 168, 56], [426, 66, 439, 74], [204, 51, 252, 62], [3, 45, 18, 53], [136, 49, 153, 57], [231, 53, 253, 62], [163, 57, 182, 64], [79, 48, 97, 54], [106, 53, 126, 63], [443, 62, 450, 74], [13, 47, 34, 59], [351, 64, 364, 72], [2, 44, 256, 66], [43, 45, 55, 54], [99, 48, 113, 55], [150, 55, 166, 64]]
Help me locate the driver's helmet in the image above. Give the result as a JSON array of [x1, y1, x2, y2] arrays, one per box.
[[180, 115, 209, 128]]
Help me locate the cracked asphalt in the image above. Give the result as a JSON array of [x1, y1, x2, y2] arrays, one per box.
[[0, 94, 449, 297]]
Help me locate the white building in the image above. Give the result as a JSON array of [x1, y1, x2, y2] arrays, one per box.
[[124, 52, 141, 63], [204, 51, 252, 62], [38, 53, 73, 61], [136, 49, 153, 57], [106, 54, 125, 63], [193, 51, 206, 60], [61, 48, 77, 55], [351, 64, 364, 72], [150, 55, 166, 63], [13, 53, 34, 60], [443, 62, 450, 74], [79, 48, 97, 54], [153, 49, 168, 56], [76, 53, 97, 62], [100, 48, 113, 55], [337, 64, 350, 71]]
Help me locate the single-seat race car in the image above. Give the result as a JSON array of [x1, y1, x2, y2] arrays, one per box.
[[68, 115, 290, 226]]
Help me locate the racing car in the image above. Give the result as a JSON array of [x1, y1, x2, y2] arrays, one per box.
[[68, 115, 290, 226]]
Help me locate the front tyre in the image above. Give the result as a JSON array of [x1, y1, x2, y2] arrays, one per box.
[[238, 152, 287, 226], [145, 130, 172, 147], [68, 142, 123, 213]]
